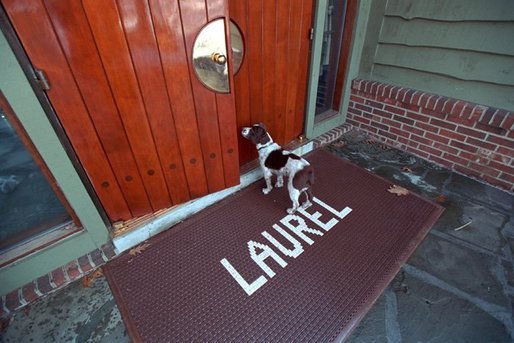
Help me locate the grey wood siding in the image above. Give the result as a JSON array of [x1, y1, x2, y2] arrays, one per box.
[[360, 0, 514, 110]]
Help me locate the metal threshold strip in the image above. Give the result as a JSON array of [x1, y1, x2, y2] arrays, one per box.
[[112, 140, 315, 253]]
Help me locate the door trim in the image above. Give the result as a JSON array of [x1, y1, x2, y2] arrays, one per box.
[[304, 0, 368, 139]]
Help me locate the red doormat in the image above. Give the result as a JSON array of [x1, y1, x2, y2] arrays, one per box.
[[104, 149, 443, 342]]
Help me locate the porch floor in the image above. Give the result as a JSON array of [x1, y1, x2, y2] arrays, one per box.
[[1, 129, 513, 342]]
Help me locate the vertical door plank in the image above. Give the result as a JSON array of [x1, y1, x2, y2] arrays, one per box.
[[44, 0, 152, 217], [3, 0, 132, 221], [284, 0, 307, 142], [82, 0, 172, 211], [246, 0, 264, 127], [207, 0, 240, 186], [117, 0, 190, 205], [179, 0, 226, 193], [230, 1, 254, 165], [261, 0, 276, 140], [294, 0, 315, 136], [274, 0, 291, 145], [149, 0, 209, 199]]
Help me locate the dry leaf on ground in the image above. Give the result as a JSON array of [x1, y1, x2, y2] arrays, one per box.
[[82, 268, 104, 288], [387, 185, 409, 196], [129, 242, 151, 256], [436, 194, 448, 205]]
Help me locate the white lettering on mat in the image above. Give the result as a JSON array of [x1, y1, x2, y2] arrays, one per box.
[[220, 197, 352, 296]]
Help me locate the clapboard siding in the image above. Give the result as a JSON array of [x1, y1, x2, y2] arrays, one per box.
[[375, 44, 514, 86], [380, 17, 514, 57], [385, 0, 514, 21], [362, 0, 514, 110]]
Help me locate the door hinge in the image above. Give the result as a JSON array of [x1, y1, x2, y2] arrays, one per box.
[[34, 69, 51, 91], [309, 27, 314, 40]]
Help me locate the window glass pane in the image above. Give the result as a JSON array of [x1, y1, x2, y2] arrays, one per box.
[[0, 109, 71, 252], [315, 0, 345, 116]]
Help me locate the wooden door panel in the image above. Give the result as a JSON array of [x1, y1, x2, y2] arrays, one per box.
[[179, 0, 226, 193], [231, 0, 315, 165], [2, 0, 132, 220], [43, 0, 153, 216], [82, 0, 172, 212], [117, 0, 190, 205], [4, 0, 240, 221]]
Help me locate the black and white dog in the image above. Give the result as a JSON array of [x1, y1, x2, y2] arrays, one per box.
[[241, 123, 314, 214]]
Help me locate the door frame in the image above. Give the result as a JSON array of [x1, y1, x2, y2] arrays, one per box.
[[0, 9, 111, 295], [304, 0, 370, 139]]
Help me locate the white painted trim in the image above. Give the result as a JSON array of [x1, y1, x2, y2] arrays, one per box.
[[113, 141, 315, 253]]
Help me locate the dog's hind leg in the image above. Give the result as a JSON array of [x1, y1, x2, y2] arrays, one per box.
[[301, 188, 313, 209], [287, 181, 300, 214], [275, 174, 284, 188]]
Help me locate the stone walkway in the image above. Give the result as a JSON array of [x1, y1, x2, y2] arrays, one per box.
[[1, 130, 513, 342]]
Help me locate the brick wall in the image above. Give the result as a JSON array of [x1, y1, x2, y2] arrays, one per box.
[[0, 243, 116, 319], [347, 79, 514, 193]]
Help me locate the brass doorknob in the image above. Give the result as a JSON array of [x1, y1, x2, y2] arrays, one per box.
[[211, 52, 227, 65]]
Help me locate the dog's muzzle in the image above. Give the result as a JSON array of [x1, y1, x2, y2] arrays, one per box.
[[241, 127, 251, 137]]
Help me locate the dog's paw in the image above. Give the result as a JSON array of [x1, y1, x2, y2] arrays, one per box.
[[262, 187, 272, 195], [287, 207, 297, 214], [301, 201, 312, 209]]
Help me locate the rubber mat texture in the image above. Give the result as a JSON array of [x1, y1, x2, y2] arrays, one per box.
[[104, 149, 443, 342]]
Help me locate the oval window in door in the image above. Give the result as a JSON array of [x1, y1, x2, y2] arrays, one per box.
[[192, 19, 244, 93]]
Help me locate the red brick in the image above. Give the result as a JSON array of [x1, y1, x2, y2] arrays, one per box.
[[402, 124, 424, 137], [398, 102, 421, 112], [434, 97, 449, 113], [440, 129, 467, 141], [411, 134, 432, 146], [393, 115, 414, 126], [426, 95, 439, 110], [417, 122, 439, 133], [490, 109, 505, 127], [450, 100, 466, 116], [90, 249, 106, 267], [431, 156, 453, 169], [36, 274, 53, 294], [65, 260, 82, 281], [481, 174, 511, 191], [370, 121, 388, 131], [443, 98, 457, 113], [451, 141, 479, 153], [488, 161, 514, 175], [381, 117, 402, 129], [78, 255, 94, 273], [372, 108, 393, 119], [418, 144, 443, 157], [425, 132, 450, 144], [496, 146, 514, 157], [499, 172, 514, 183], [377, 83, 387, 97], [348, 107, 362, 117], [454, 165, 482, 179], [476, 123, 505, 137], [353, 116, 371, 125], [421, 108, 446, 119], [350, 95, 365, 104], [378, 130, 397, 140], [500, 113, 514, 131], [384, 105, 406, 116], [355, 103, 373, 113], [411, 91, 422, 105], [389, 86, 401, 99], [430, 118, 456, 131], [5, 290, 21, 311], [487, 135, 514, 149], [365, 99, 384, 109], [51, 268, 67, 287], [433, 142, 459, 155], [397, 88, 409, 101], [465, 137, 497, 151], [419, 94, 432, 108], [456, 126, 486, 139], [444, 153, 469, 167], [469, 162, 501, 177], [370, 81, 380, 95], [403, 89, 416, 103], [390, 127, 410, 138], [406, 111, 430, 123], [21, 282, 40, 304]]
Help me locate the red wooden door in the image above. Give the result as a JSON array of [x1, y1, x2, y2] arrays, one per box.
[[3, 0, 240, 222], [230, 0, 315, 165]]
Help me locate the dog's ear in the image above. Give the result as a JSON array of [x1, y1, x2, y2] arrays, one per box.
[[257, 122, 267, 131]]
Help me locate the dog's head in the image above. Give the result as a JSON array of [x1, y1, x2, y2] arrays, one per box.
[[241, 123, 271, 146]]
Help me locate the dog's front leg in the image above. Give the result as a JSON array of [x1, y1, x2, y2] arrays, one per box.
[[262, 170, 273, 194]]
